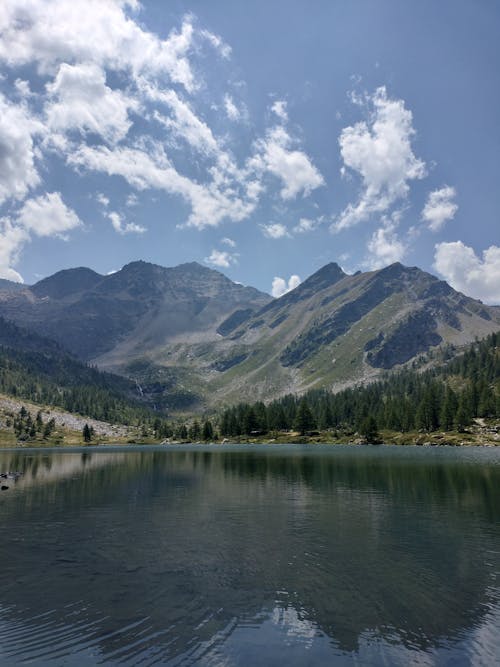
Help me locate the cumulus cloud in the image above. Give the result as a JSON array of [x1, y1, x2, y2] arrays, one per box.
[[261, 223, 290, 239], [45, 62, 137, 144], [205, 248, 238, 268], [0, 93, 42, 204], [271, 274, 301, 298], [252, 125, 324, 200], [434, 241, 500, 304], [108, 211, 145, 235], [421, 186, 458, 232], [0, 219, 28, 281], [0, 3, 222, 93], [0, 192, 81, 280], [333, 87, 426, 232], [221, 236, 236, 247], [0, 0, 325, 275], [365, 217, 406, 269], [17, 191, 81, 237]]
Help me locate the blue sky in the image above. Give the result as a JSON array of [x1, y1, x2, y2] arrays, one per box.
[[0, 0, 499, 303]]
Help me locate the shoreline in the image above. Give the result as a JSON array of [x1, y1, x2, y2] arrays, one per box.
[[1, 432, 499, 449]]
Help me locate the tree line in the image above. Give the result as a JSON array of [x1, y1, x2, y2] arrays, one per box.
[[218, 332, 500, 437], [0, 345, 153, 425]]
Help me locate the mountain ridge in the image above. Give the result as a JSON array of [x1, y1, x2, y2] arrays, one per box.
[[0, 259, 498, 410]]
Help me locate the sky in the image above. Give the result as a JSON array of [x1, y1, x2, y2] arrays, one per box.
[[0, 0, 499, 303]]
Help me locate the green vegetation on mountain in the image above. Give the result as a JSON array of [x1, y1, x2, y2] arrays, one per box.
[[0, 316, 152, 424], [218, 332, 500, 441], [0, 260, 499, 448]]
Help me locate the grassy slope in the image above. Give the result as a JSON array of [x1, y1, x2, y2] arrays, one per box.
[[131, 267, 500, 409]]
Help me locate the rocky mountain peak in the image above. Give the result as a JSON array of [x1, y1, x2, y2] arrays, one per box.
[[301, 262, 347, 290], [32, 267, 103, 299]]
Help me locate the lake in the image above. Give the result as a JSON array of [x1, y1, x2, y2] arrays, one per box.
[[0, 444, 499, 666]]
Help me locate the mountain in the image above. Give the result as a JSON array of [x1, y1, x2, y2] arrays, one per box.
[[0, 278, 26, 293], [31, 267, 102, 300], [218, 330, 500, 441], [0, 316, 153, 423], [191, 261, 500, 405], [0, 261, 271, 360], [0, 260, 499, 409]]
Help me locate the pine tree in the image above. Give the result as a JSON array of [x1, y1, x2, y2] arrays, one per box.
[[294, 398, 315, 435], [43, 418, 56, 439], [243, 406, 259, 435], [189, 420, 201, 441], [83, 423, 92, 443], [360, 415, 379, 443], [440, 387, 458, 430], [202, 420, 214, 441], [455, 394, 472, 432], [35, 410, 44, 432]]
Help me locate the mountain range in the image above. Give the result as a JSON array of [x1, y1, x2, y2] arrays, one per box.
[[0, 260, 499, 411]]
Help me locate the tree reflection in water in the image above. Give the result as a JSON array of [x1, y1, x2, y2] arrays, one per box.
[[0, 445, 499, 665]]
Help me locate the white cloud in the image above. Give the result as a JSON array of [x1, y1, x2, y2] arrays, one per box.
[[0, 192, 81, 280], [0, 3, 216, 93], [14, 78, 32, 98], [200, 28, 232, 59], [334, 86, 426, 232], [223, 94, 240, 121], [45, 62, 137, 144], [421, 186, 458, 232], [151, 87, 219, 156], [0, 1, 325, 255], [252, 125, 324, 200], [293, 217, 319, 234], [96, 192, 110, 208], [108, 210, 145, 235], [271, 274, 301, 298], [0, 218, 28, 281], [0, 93, 42, 204], [434, 241, 500, 304], [261, 222, 290, 239], [271, 100, 288, 122], [17, 191, 81, 237], [365, 218, 406, 269], [205, 248, 238, 268], [221, 237, 236, 247], [126, 193, 138, 207], [69, 143, 257, 229]]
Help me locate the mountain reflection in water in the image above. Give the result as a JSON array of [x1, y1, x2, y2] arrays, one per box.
[[0, 444, 499, 666]]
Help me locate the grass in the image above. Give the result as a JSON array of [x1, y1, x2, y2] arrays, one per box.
[[0, 427, 135, 449], [2, 427, 498, 449]]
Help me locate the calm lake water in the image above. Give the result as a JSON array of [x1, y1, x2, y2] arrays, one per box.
[[0, 444, 499, 666]]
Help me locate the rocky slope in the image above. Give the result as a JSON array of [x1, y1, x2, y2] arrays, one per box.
[[0, 260, 499, 410], [0, 261, 271, 360], [193, 261, 500, 405]]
